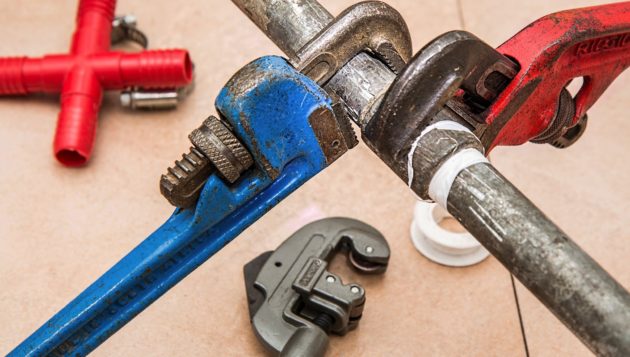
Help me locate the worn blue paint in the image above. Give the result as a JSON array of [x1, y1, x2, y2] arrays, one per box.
[[11, 56, 333, 356]]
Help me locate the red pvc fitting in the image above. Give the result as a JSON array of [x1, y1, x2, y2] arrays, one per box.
[[54, 67, 102, 166], [118, 50, 193, 88], [0, 57, 28, 94], [93, 50, 193, 89], [0, 0, 194, 166]]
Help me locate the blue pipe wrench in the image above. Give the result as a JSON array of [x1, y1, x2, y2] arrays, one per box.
[[11, 56, 355, 356]]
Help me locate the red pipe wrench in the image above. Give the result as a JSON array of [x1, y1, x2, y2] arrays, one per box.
[[481, 2, 630, 150]]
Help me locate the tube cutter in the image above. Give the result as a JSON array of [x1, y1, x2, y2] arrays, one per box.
[[244, 217, 390, 357]]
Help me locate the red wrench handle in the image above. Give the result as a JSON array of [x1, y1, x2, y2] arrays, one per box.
[[481, 1, 630, 150]]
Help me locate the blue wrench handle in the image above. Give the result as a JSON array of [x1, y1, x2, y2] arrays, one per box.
[[11, 56, 332, 356]]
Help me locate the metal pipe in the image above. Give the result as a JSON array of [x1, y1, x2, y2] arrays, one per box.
[[232, 0, 394, 123], [232, 0, 331, 58], [403, 124, 630, 356], [448, 163, 630, 356]]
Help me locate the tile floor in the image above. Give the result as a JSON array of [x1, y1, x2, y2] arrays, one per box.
[[0, 0, 628, 356]]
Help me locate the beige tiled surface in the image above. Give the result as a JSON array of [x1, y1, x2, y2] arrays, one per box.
[[0, 0, 627, 356]]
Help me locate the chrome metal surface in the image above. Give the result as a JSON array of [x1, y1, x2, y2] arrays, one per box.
[[120, 90, 179, 109]]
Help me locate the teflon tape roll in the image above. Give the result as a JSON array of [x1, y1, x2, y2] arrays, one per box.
[[410, 200, 489, 267]]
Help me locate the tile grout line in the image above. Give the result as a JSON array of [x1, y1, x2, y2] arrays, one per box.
[[457, 1, 530, 354], [511, 274, 530, 357], [456, 0, 467, 30]]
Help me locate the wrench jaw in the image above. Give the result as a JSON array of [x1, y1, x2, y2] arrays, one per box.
[[244, 218, 390, 356], [364, 30, 518, 169], [163, 55, 351, 211], [293, 1, 412, 85], [484, 2, 630, 150], [203, 56, 353, 198]]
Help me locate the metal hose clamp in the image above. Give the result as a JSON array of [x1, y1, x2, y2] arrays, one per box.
[[111, 15, 148, 48], [112, 15, 195, 110]]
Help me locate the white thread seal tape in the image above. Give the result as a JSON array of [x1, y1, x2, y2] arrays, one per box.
[[428, 148, 488, 207], [406, 121, 488, 207], [407, 121, 471, 188]]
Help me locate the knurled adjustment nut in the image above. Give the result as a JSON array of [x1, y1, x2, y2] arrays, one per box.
[[189, 116, 253, 183]]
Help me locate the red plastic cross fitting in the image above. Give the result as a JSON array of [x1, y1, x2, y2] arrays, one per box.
[[0, 0, 193, 166]]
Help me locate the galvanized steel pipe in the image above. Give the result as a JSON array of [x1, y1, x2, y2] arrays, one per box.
[[449, 162, 630, 356]]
